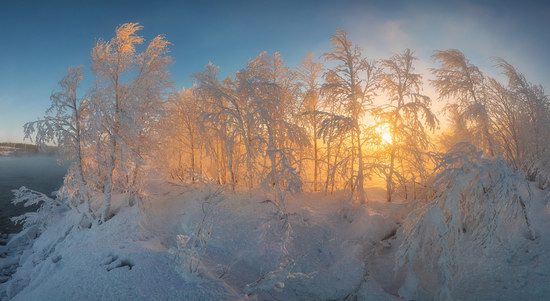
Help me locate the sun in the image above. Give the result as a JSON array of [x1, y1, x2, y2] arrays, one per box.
[[376, 124, 393, 145]]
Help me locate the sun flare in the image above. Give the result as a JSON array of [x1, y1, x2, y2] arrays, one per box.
[[376, 124, 393, 145]]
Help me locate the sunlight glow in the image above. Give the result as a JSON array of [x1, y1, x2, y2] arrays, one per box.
[[376, 124, 393, 145]]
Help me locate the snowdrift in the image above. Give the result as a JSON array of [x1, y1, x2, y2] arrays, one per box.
[[1, 154, 549, 301]]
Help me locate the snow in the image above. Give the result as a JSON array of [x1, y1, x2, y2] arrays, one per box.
[[2, 201, 230, 301], [1, 175, 549, 300], [452, 187, 550, 301]]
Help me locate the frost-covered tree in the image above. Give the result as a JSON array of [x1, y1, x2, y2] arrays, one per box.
[[91, 22, 144, 221], [317, 96, 351, 194], [434, 53, 550, 188], [297, 53, 324, 191], [161, 89, 205, 183], [24, 67, 94, 221], [492, 59, 550, 187], [485, 77, 522, 168], [240, 52, 308, 202], [190, 53, 310, 294], [194, 63, 260, 189], [91, 23, 171, 220], [438, 105, 473, 150], [376, 49, 437, 201], [124, 34, 172, 202], [10, 187, 70, 231], [431, 49, 494, 156], [195, 53, 309, 197], [322, 30, 380, 203]]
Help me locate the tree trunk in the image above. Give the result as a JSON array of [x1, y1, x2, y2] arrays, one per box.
[[325, 132, 332, 194], [190, 131, 196, 183], [313, 119, 318, 192], [101, 140, 116, 222], [387, 148, 395, 202], [355, 124, 366, 204]]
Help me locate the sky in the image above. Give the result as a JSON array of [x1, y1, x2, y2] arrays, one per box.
[[0, 0, 549, 142]]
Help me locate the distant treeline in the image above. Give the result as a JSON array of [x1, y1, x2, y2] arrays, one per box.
[[0, 142, 57, 154]]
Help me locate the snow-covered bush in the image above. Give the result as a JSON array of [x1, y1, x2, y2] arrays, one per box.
[[10, 186, 69, 231], [244, 198, 310, 296], [171, 188, 223, 279], [397, 143, 536, 300], [244, 256, 309, 296]]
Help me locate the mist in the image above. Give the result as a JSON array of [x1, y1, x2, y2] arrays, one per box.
[[0, 155, 67, 233]]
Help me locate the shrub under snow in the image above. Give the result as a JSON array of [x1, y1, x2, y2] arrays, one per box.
[[397, 143, 536, 300], [170, 188, 223, 279], [10, 187, 68, 232]]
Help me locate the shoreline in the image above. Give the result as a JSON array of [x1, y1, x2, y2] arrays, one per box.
[[0, 154, 67, 235]]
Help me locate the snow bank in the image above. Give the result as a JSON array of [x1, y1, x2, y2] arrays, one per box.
[[1, 180, 403, 300], [1, 195, 231, 301], [397, 146, 547, 300], [2, 173, 549, 300]]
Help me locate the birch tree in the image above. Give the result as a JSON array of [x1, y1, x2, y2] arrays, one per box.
[[24, 66, 94, 220], [488, 59, 550, 186], [431, 49, 494, 156], [241, 52, 308, 202], [322, 30, 380, 203], [377, 49, 437, 201], [91, 23, 171, 221], [194, 63, 258, 189], [297, 53, 324, 191], [163, 89, 204, 183]]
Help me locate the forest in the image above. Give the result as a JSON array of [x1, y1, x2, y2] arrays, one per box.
[[1, 23, 550, 300]]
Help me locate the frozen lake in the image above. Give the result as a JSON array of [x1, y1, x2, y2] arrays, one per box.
[[0, 155, 67, 234]]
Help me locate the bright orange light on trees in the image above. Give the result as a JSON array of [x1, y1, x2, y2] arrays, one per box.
[[376, 123, 393, 145]]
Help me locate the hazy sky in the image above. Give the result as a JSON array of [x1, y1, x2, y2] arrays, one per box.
[[1, 0, 549, 142]]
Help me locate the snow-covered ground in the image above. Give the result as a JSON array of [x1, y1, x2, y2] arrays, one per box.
[[1, 179, 549, 300]]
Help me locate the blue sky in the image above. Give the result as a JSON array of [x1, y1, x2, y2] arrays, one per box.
[[1, 0, 549, 142]]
